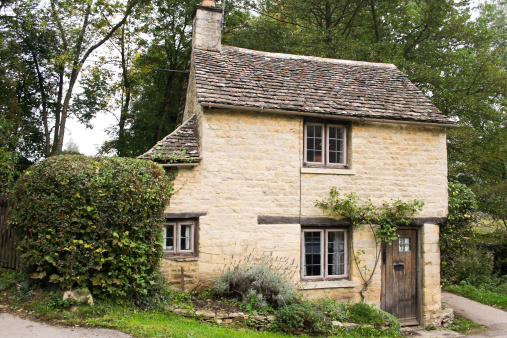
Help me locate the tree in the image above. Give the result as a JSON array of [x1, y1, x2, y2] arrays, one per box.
[[1, 0, 143, 157]]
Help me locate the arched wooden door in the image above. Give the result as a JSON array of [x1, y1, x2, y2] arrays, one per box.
[[381, 228, 420, 325]]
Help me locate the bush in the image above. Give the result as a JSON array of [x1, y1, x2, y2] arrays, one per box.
[[271, 300, 331, 334], [340, 302, 400, 331], [9, 155, 173, 300], [214, 262, 298, 309], [444, 247, 495, 286]]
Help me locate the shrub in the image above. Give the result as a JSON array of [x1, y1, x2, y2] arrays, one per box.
[[9, 155, 173, 300], [340, 302, 400, 331], [214, 262, 298, 309], [444, 247, 495, 286], [271, 300, 331, 334]]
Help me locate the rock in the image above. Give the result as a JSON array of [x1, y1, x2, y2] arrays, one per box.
[[224, 319, 233, 324], [216, 319, 223, 324], [343, 322, 358, 328], [174, 308, 192, 316], [440, 307, 454, 327], [69, 306, 78, 314], [332, 321, 343, 327], [250, 315, 267, 321], [266, 315, 277, 322], [62, 288, 93, 305], [195, 310, 216, 318]]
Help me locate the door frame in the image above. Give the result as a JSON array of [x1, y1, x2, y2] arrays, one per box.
[[380, 226, 422, 325]]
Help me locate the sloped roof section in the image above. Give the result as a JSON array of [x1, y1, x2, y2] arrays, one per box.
[[139, 115, 200, 163], [194, 46, 452, 124]]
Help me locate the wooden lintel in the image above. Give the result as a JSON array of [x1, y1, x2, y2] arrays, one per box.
[[258, 216, 447, 226], [165, 212, 207, 219]]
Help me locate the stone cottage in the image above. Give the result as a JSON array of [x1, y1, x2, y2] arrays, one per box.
[[140, 0, 453, 326]]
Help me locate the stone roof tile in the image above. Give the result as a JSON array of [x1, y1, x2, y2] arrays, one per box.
[[194, 46, 452, 124], [139, 115, 200, 163]]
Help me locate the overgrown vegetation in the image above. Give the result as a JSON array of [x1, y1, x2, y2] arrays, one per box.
[[441, 182, 507, 311], [317, 187, 423, 302], [9, 155, 173, 301], [0, 267, 401, 337], [271, 300, 400, 336], [214, 254, 298, 310]]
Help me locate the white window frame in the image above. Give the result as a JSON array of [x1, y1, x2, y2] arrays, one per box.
[[301, 229, 348, 280], [163, 221, 195, 255], [304, 122, 348, 167]]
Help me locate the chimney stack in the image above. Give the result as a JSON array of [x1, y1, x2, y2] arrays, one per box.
[[192, 0, 223, 52]]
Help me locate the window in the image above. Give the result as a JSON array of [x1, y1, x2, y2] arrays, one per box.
[[301, 229, 347, 279], [304, 122, 348, 167], [163, 220, 195, 255], [398, 237, 411, 252]]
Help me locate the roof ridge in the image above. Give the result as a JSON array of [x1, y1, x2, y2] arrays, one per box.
[[221, 45, 397, 69]]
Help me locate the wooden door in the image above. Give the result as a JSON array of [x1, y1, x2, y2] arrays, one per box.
[[381, 229, 419, 325]]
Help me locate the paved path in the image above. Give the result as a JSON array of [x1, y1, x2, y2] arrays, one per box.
[[442, 292, 507, 337], [0, 313, 130, 338]]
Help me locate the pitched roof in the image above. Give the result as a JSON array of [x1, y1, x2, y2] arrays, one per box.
[[194, 46, 452, 124], [139, 115, 200, 163]]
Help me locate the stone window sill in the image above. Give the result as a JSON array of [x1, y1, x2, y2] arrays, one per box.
[[298, 280, 356, 290], [301, 168, 355, 175], [163, 255, 198, 262]]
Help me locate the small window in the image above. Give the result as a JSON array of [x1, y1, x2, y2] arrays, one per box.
[[398, 237, 411, 253], [302, 229, 347, 279], [163, 221, 195, 255], [304, 122, 348, 167]]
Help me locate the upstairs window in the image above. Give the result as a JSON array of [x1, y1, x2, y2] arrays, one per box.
[[304, 122, 348, 167], [163, 220, 195, 255]]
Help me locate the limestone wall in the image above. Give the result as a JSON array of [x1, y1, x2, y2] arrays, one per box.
[[163, 108, 447, 323]]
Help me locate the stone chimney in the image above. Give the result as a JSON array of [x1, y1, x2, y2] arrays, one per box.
[[192, 0, 223, 52]]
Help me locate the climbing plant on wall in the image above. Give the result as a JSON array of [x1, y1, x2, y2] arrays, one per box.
[[316, 187, 424, 302]]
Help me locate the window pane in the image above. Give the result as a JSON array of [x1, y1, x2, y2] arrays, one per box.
[[165, 225, 174, 251], [306, 125, 323, 163], [304, 232, 322, 276], [328, 231, 345, 276], [328, 126, 345, 164], [180, 224, 192, 251]]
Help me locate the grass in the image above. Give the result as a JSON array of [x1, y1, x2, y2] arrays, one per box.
[[444, 283, 507, 311], [447, 313, 483, 332]]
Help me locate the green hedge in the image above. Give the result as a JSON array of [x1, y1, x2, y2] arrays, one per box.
[[10, 155, 173, 299]]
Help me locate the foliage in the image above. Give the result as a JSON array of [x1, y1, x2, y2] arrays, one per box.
[[0, 0, 143, 156], [445, 280, 507, 312], [448, 312, 483, 332], [440, 182, 486, 285], [317, 187, 424, 244], [0, 116, 19, 192], [9, 155, 173, 300], [271, 300, 331, 334], [317, 187, 423, 302], [214, 261, 298, 309], [340, 302, 400, 331]]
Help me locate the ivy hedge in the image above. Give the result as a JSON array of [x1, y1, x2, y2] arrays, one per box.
[[10, 155, 173, 299]]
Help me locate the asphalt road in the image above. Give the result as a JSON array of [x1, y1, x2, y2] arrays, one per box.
[[0, 313, 130, 338], [442, 292, 507, 337]]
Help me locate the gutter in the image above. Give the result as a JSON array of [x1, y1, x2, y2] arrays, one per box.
[[202, 102, 457, 128]]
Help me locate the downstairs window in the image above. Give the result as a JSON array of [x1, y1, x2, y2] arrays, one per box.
[[302, 229, 347, 279]]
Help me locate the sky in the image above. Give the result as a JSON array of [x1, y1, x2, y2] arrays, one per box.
[[65, 113, 117, 156]]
